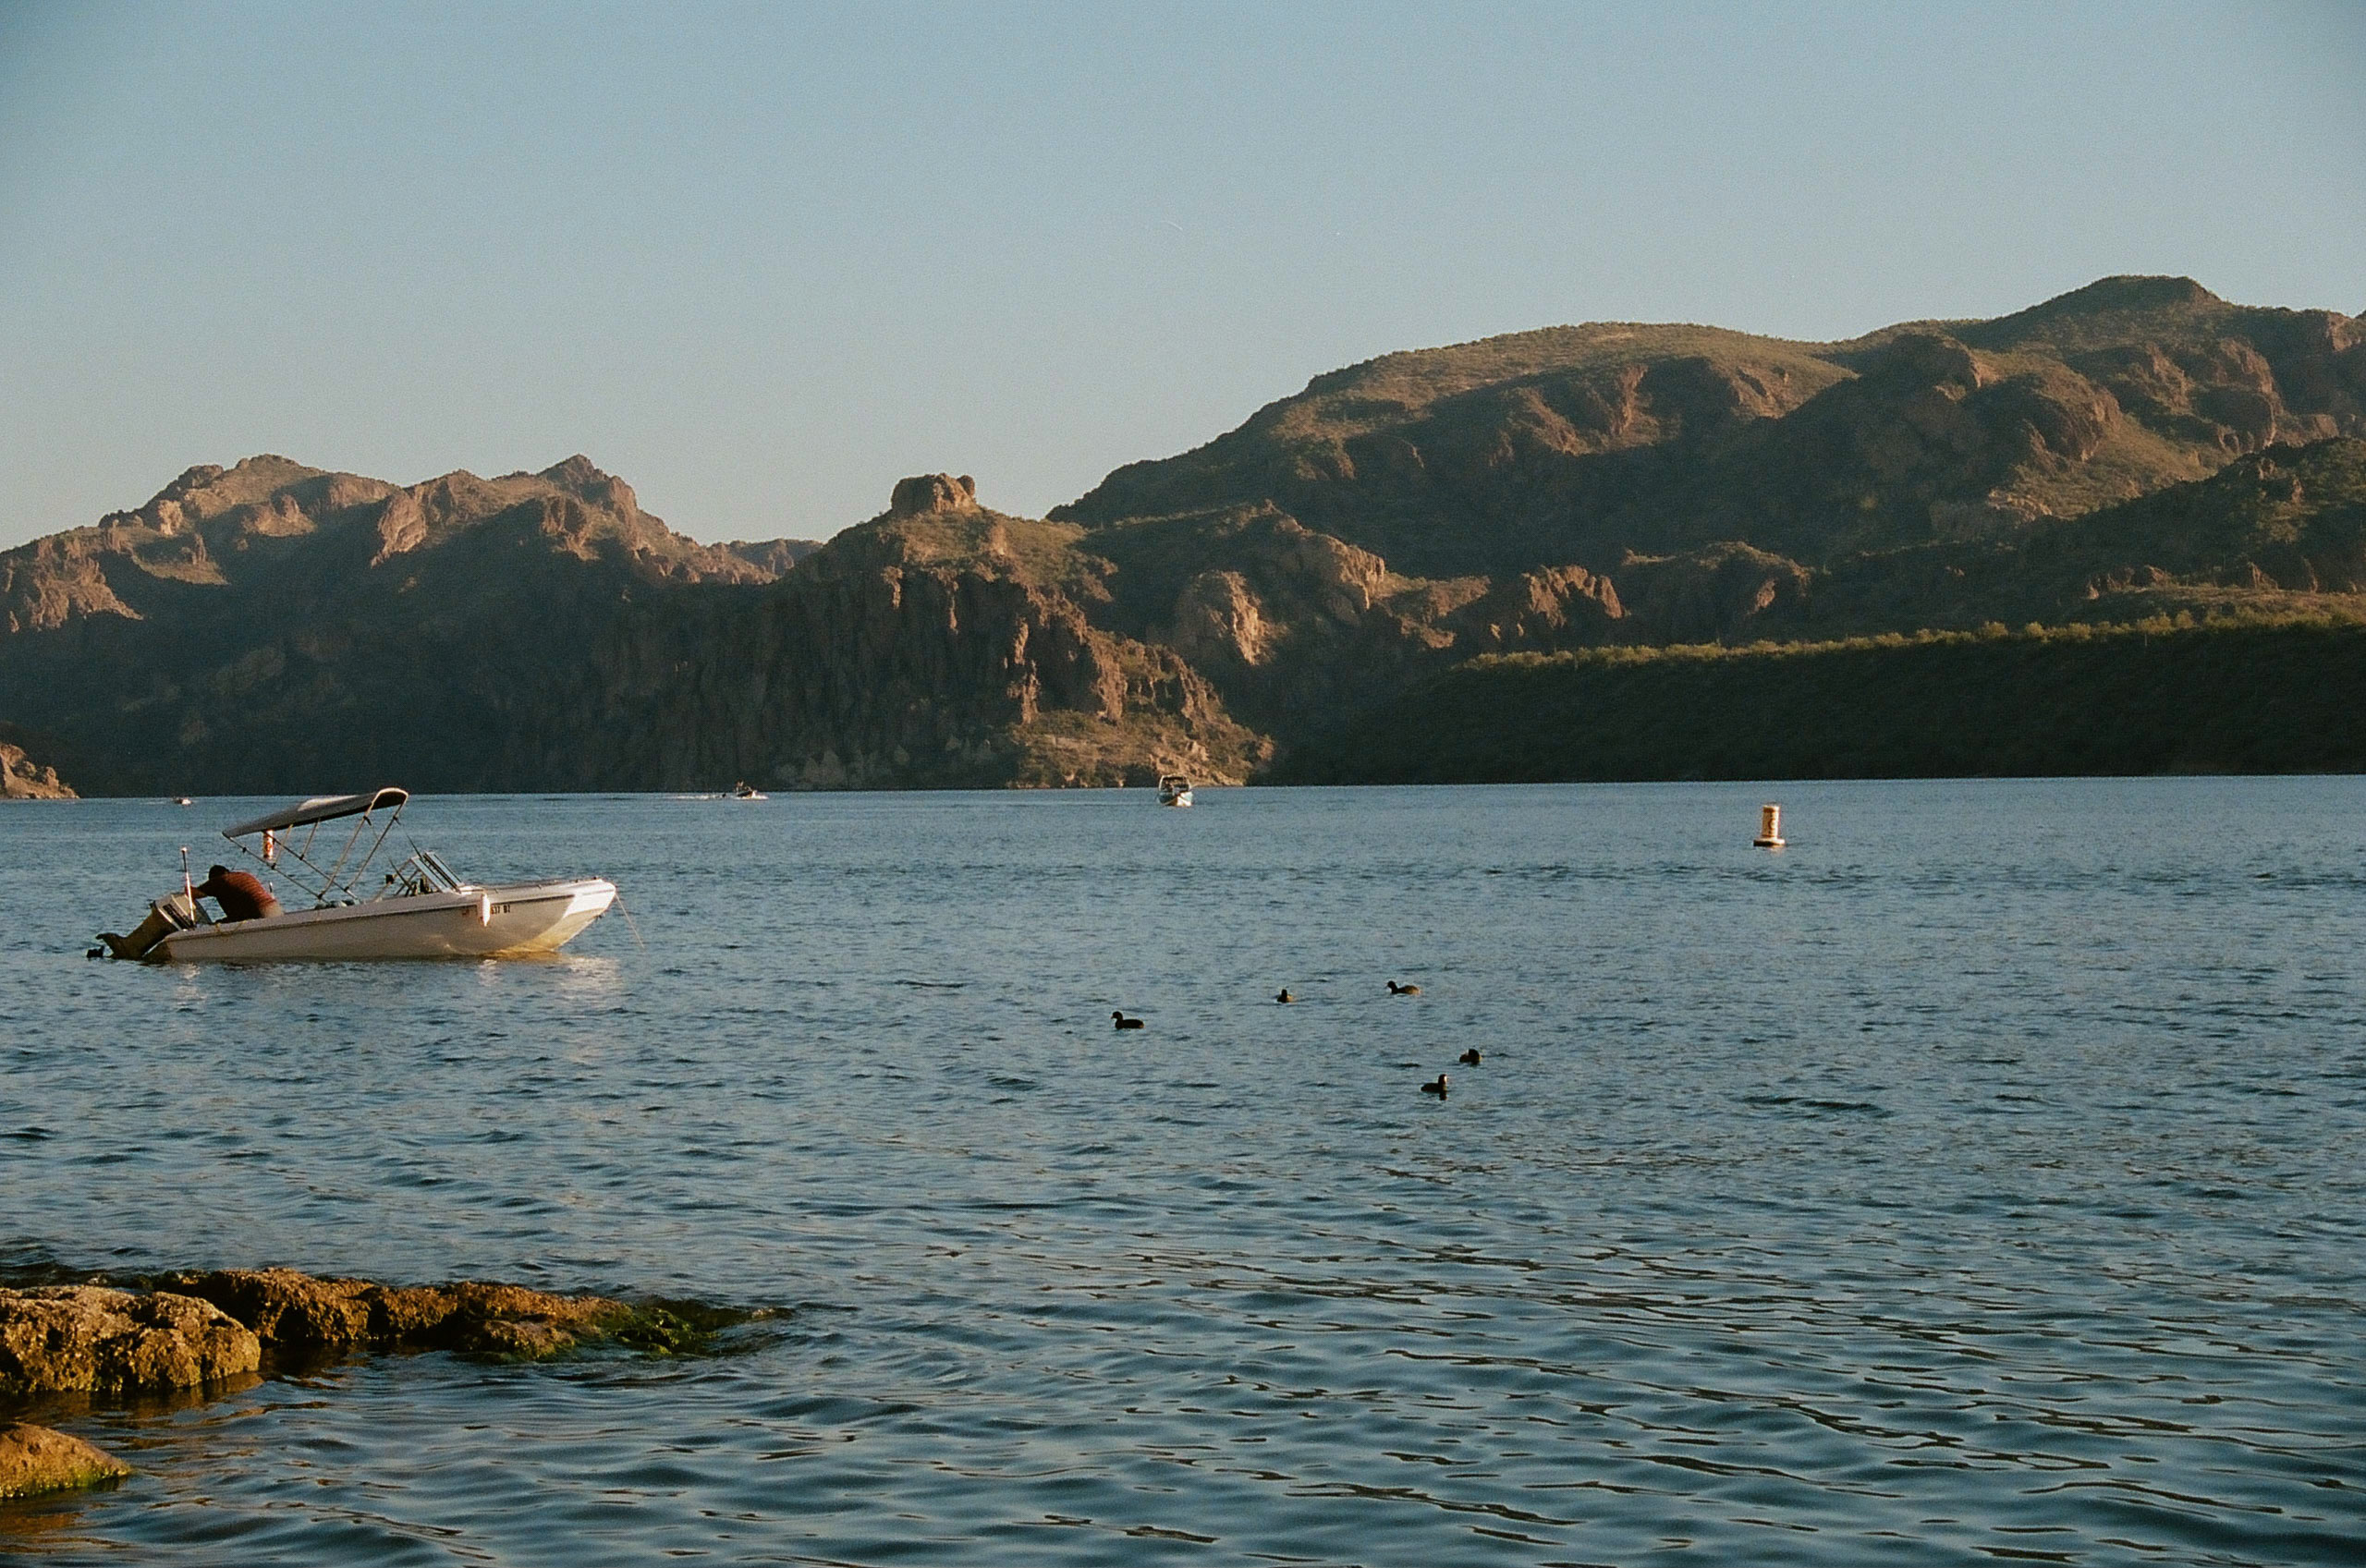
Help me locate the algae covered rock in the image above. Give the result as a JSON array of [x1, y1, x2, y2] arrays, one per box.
[[422, 1281, 630, 1356], [4, 1267, 714, 1428], [173, 1269, 630, 1359], [0, 1285, 260, 1398], [174, 1268, 377, 1351], [0, 1423, 130, 1498]]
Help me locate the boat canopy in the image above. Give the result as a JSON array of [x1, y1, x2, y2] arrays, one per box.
[[224, 787, 409, 840]]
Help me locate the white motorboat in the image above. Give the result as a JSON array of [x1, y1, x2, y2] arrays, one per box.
[[727, 781, 767, 801], [1156, 772, 1194, 808], [99, 787, 616, 963]]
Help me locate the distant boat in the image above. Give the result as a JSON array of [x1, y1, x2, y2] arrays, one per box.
[[171, 796, 193, 807], [96, 788, 615, 962], [728, 782, 767, 801], [1156, 773, 1194, 808]]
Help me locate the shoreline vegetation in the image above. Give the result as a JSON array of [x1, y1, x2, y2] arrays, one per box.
[[0, 1268, 752, 1498], [14, 607, 2366, 800], [1277, 613, 2366, 784], [14, 601, 2366, 802]]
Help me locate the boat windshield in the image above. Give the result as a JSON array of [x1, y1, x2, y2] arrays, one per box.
[[381, 851, 468, 898]]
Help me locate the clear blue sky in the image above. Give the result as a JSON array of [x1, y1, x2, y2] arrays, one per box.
[[2, 0, 2360, 549]]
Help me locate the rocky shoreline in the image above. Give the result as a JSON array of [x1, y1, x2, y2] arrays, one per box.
[[0, 1268, 723, 1498]]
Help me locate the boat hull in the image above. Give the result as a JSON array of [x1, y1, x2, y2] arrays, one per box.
[[153, 878, 616, 963]]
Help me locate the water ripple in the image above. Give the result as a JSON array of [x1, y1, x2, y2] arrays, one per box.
[[4, 780, 2364, 1563]]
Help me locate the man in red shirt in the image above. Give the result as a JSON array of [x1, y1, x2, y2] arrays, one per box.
[[194, 864, 284, 923]]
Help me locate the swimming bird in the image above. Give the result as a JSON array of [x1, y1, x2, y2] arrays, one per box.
[[1421, 1074, 1449, 1097], [1458, 1048, 1482, 1065], [1387, 979, 1421, 996], [1112, 1011, 1146, 1030], [1276, 988, 1294, 1003]]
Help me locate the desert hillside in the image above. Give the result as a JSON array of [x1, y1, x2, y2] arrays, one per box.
[[5, 276, 2363, 792]]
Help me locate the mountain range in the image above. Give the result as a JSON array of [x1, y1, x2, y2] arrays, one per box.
[[4, 274, 2363, 795]]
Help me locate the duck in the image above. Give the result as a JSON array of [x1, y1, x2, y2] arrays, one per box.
[[1275, 988, 1295, 1003], [1458, 1048, 1482, 1065], [1111, 1011, 1146, 1030], [1421, 1074, 1449, 1097], [1387, 979, 1421, 996]]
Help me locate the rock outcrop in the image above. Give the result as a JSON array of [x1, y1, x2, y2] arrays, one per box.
[[888, 472, 978, 515], [1611, 543, 1817, 645], [168, 1269, 630, 1359], [0, 1270, 654, 1406], [0, 1286, 260, 1399], [1, 736, 73, 798], [0, 1423, 130, 1497], [1449, 565, 1626, 653]]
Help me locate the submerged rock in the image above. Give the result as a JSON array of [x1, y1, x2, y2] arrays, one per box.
[[0, 1286, 261, 1400], [0, 1423, 130, 1497], [401, 1280, 631, 1355], [169, 1269, 631, 1359]]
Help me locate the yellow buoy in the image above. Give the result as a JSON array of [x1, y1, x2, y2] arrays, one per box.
[[1754, 803, 1786, 848]]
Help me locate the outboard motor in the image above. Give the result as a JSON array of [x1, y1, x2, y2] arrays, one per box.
[[96, 891, 200, 961]]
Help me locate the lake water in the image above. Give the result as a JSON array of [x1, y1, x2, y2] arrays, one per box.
[[3, 780, 2362, 1565]]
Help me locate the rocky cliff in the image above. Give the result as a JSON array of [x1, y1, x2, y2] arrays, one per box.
[[544, 476, 1266, 790], [0, 735, 74, 799]]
